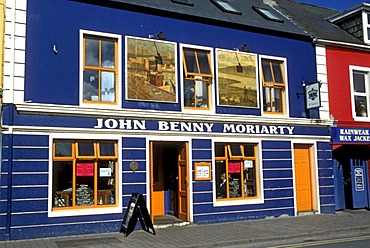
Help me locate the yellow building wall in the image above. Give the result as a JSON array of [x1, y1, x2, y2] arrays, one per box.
[[0, 0, 5, 97]]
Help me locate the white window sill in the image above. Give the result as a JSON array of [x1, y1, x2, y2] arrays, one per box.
[[213, 198, 264, 207], [48, 206, 122, 217], [353, 116, 370, 122]]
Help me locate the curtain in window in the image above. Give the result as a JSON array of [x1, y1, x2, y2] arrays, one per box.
[[101, 72, 115, 102]]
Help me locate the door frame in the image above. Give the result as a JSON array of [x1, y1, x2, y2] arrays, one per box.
[[147, 136, 193, 222], [293, 142, 320, 215]]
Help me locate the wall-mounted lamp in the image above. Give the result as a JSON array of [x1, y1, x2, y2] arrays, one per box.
[[157, 31, 166, 41], [241, 44, 249, 52]]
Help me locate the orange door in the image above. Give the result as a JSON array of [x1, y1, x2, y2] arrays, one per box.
[[177, 144, 189, 221], [294, 144, 313, 212], [150, 142, 164, 221]]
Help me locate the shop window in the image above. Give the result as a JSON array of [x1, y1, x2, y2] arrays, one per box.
[[52, 140, 117, 210], [350, 66, 370, 120], [182, 47, 213, 109], [215, 143, 258, 200], [261, 57, 287, 114], [82, 32, 119, 104]]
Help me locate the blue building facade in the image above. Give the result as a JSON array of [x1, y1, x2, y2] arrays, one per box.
[[1, 0, 334, 240]]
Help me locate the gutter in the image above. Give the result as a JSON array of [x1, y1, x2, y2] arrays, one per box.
[[315, 38, 370, 52]]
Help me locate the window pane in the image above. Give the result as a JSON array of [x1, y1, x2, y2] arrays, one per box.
[[83, 70, 99, 101], [368, 13, 370, 25], [215, 144, 225, 157], [355, 95, 368, 117], [100, 142, 116, 156], [76, 172, 94, 206], [216, 160, 227, 199], [353, 72, 366, 93], [53, 162, 72, 207], [184, 79, 195, 107], [262, 60, 273, 82], [244, 165, 256, 197], [272, 61, 283, 84], [229, 144, 242, 156], [78, 142, 95, 156], [272, 88, 283, 112], [228, 163, 241, 198], [195, 80, 208, 107], [263, 87, 271, 111], [197, 51, 210, 75], [98, 160, 115, 205], [101, 71, 115, 102], [85, 38, 99, 67], [55, 141, 72, 157], [243, 145, 255, 157], [184, 50, 198, 73], [102, 40, 115, 68]]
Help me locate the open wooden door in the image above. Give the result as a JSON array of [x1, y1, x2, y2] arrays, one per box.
[[294, 144, 313, 212], [150, 141, 165, 222], [177, 143, 189, 221]]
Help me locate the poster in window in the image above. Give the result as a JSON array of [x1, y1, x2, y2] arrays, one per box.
[[228, 161, 241, 173], [126, 36, 177, 103], [216, 49, 258, 108], [76, 163, 94, 176]]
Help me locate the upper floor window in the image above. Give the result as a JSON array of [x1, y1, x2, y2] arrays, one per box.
[[260, 57, 287, 114], [350, 66, 370, 120], [363, 12, 370, 44], [81, 31, 120, 105], [182, 47, 213, 109]]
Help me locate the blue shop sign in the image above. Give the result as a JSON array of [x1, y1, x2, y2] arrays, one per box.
[[93, 118, 329, 136], [331, 127, 370, 143]]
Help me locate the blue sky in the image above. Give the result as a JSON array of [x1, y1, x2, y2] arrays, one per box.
[[295, 0, 369, 10]]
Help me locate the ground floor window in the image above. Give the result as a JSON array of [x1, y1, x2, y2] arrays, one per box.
[[52, 140, 117, 210], [215, 143, 258, 200]]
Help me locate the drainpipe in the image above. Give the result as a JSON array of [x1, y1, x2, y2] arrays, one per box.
[[4, 105, 14, 240], [0, 0, 9, 240]]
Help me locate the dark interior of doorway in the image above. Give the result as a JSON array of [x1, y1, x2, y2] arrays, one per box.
[[333, 145, 370, 209], [153, 142, 183, 225]]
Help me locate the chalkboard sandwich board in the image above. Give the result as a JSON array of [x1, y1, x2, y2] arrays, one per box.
[[120, 192, 155, 236]]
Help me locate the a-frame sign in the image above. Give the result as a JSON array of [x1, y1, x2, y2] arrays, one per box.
[[120, 192, 156, 237]]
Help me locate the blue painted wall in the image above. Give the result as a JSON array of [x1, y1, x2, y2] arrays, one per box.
[[0, 0, 331, 240], [24, 0, 318, 118]]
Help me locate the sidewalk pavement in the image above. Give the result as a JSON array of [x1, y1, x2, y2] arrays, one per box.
[[1, 209, 370, 248]]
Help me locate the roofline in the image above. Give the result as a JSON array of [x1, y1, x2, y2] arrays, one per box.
[[73, 0, 312, 41], [328, 3, 370, 22], [317, 38, 370, 51]]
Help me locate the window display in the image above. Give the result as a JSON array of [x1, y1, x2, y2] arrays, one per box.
[[215, 143, 258, 200], [52, 140, 117, 209]]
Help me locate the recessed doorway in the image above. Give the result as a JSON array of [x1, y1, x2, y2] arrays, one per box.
[[150, 141, 189, 224]]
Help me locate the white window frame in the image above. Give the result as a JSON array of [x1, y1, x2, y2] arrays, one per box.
[[362, 12, 370, 44], [350, 65, 370, 121], [48, 133, 122, 217], [212, 138, 264, 207], [259, 55, 289, 117], [180, 43, 215, 114], [79, 30, 122, 109]]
